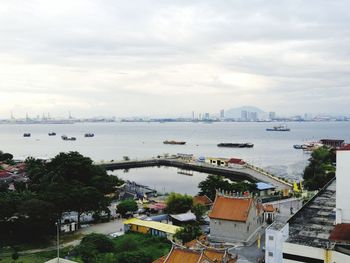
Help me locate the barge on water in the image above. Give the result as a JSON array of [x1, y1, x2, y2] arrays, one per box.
[[217, 143, 254, 148], [163, 140, 186, 145]]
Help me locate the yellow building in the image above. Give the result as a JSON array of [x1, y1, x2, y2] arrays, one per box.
[[206, 157, 229, 166], [123, 218, 181, 240]]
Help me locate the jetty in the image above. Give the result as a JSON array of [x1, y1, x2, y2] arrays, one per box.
[[95, 158, 292, 191]]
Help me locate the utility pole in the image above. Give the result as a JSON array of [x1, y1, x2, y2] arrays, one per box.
[[56, 219, 60, 262]]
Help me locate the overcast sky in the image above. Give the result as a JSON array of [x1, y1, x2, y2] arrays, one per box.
[[0, 0, 349, 118]]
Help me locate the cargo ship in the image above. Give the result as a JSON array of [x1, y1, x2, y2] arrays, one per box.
[[163, 140, 186, 145], [266, 125, 290, 131], [217, 143, 254, 148]]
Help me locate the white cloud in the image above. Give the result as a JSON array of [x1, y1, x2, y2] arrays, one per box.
[[0, 0, 349, 117]]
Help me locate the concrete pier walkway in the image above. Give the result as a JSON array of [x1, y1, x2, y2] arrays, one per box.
[[95, 158, 292, 191]]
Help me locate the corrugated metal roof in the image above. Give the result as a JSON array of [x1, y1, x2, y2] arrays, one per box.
[[123, 218, 181, 234], [170, 212, 196, 222], [209, 195, 253, 222], [256, 182, 275, 190]]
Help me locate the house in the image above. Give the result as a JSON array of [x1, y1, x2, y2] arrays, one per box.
[[205, 157, 229, 166], [153, 245, 237, 263], [123, 218, 181, 240], [227, 158, 246, 168], [170, 212, 196, 226], [208, 195, 263, 244], [256, 182, 276, 196], [193, 195, 213, 209]]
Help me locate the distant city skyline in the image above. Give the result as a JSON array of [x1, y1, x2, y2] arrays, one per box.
[[1, 1, 350, 118]]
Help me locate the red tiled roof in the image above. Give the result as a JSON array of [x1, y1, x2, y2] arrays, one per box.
[[329, 223, 350, 243], [0, 171, 10, 177], [338, 144, 350, 151], [228, 158, 245, 164], [208, 195, 253, 222], [193, 195, 213, 206]]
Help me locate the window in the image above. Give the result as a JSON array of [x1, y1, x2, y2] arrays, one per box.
[[269, 235, 274, 241], [268, 251, 273, 257]]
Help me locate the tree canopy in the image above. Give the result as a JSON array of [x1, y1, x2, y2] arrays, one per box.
[[198, 175, 257, 201], [165, 192, 193, 214], [303, 146, 336, 190]]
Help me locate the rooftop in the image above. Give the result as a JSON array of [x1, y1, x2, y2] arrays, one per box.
[[209, 195, 253, 222], [123, 218, 181, 234], [329, 223, 350, 243], [286, 179, 336, 248], [193, 195, 213, 206], [256, 182, 275, 190]]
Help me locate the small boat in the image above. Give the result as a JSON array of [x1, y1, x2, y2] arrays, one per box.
[[266, 125, 290, 131], [163, 140, 186, 145], [48, 132, 56, 136], [217, 143, 254, 148], [23, 133, 31, 137], [61, 135, 76, 141], [84, 133, 94, 137]]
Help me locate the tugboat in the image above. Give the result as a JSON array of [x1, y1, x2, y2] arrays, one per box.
[[23, 133, 31, 137], [84, 133, 94, 137], [217, 143, 254, 148], [48, 132, 56, 136], [266, 125, 290, 131], [163, 140, 186, 145], [61, 135, 76, 141]]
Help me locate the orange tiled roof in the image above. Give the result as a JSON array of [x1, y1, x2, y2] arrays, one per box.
[[164, 247, 202, 263], [263, 204, 275, 212], [154, 246, 237, 263], [193, 195, 213, 206], [208, 195, 253, 222]]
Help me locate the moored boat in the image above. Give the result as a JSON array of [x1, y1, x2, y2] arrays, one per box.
[[163, 140, 186, 145], [266, 125, 290, 131], [23, 133, 31, 137], [217, 143, 254, 148], [48, 132, 56, 136], [61, 135, 76, 141], [84, 133, 94, 137]]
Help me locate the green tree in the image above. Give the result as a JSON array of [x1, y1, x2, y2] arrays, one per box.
[[165, 193, 193, 214], [117, 199, 138, 217], [192, 203, 207, 221], [303, 146, 336, 190], [174, 224, 202, 244]]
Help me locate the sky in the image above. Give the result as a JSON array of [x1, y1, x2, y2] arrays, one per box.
[[0, 0, 349, 118]]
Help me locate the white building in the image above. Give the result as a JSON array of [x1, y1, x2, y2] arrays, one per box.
[[265, 145, 350, 262]]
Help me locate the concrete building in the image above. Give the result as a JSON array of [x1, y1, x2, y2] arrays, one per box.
[[241, 110, 248, 121], [265, 145, 350, 262], [220, 109, 225, 119], [336, 146, 350, 224], [208, 195, 263, 244], [269, 112, 276, 120], [124, 218, 181, 240]]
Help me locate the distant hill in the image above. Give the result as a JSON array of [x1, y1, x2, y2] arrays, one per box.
[[225, 106, 265, 119]]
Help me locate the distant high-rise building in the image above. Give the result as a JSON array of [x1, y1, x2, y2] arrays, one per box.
[[220, 109, 225, 119], [192, 111, 195, 120], [249, 112, 258, 121], [204, 113, 210, 120], [241, 110, 248, 121], [199, 113, 202, 120], [269, 111, 276, 120]]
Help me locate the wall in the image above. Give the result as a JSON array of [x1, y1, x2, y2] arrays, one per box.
[[210, 204, 262, 243], [336, 150, 350, 224], [265, 223, 289, 263], [282, 242, 325, 262]]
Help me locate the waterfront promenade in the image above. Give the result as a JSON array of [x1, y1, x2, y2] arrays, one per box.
[[95, 158, 292, 191]]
